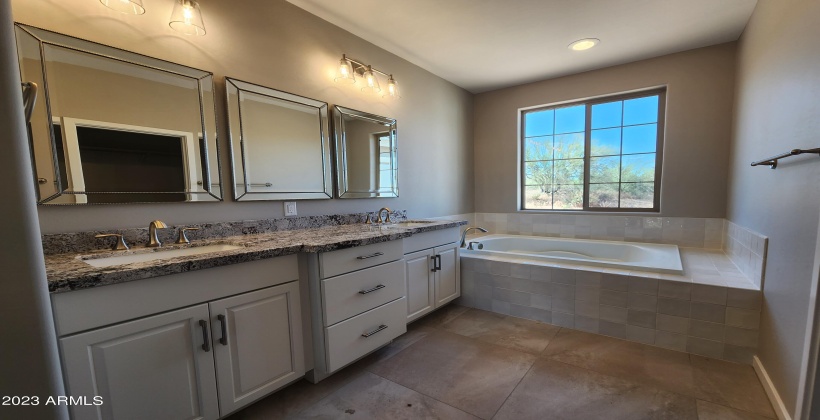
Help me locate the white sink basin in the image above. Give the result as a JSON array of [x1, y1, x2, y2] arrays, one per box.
[[82, 244, 244, 268]]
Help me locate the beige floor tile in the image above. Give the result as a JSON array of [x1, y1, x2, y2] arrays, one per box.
[[690, 356, 776, 418], [354, 323, 437, 370], [494, 359, 698, 420], [225, 368, 366, 420], [440, 308, 561, 354], [411, 304, 470, 329], [696, 400, 774, 420], [291, 372, 479, 420], [368, 330, 536, 419]]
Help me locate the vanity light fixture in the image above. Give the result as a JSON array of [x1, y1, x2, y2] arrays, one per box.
[[568, 38, 600, 51], [169, 0, 206, 36], [99, 0, 145, 15], [333, 54, 400, 99]]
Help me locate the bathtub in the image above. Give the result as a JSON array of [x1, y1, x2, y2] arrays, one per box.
[[461, 234, 683, 274]]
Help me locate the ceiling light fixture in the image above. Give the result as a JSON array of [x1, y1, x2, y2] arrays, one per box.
[[169, 0, 206, 36], [333, 54, 400, 99], [99, 0, 145, 15], [568, 38, 600, 51]]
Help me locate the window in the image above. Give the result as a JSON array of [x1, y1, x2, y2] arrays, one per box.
[[521, 89, 665, 211]]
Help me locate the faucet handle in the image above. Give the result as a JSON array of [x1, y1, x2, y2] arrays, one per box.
[[95, 233, 129, 251], [364, 213, 373, 224], [175, 227, 200, 245]]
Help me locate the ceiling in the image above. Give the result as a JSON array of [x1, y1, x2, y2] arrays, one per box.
[[287, 0, 757, 93]]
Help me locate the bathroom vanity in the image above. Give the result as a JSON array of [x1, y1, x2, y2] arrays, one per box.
[[44, 219, 465, 420]]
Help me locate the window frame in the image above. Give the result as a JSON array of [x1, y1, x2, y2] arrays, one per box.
[[519, 87, 666, 213]]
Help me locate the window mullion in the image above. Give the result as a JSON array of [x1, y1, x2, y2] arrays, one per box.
[[582, 103, 592, 211]]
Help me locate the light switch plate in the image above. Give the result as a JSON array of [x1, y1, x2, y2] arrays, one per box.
[[284, 201, 298, 217]]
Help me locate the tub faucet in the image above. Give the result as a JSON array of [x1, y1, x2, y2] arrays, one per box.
[[376, 207, 392, 224], [147, 220, 168, 248], [460, 227, 488, 248]]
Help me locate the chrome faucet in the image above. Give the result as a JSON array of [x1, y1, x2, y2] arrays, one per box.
[[460, 226, 488, 248], [376, 207, 392, 224], [147, 220, 168, 248]]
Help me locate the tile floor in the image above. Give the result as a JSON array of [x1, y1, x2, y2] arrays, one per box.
[[227, 305, 776, 420]]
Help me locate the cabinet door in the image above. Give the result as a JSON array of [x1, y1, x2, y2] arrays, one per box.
[[405, 248, 436, 322], [60, 304, 219, 420], [209, 281, 304, 416], [434, 243, 460, 307]]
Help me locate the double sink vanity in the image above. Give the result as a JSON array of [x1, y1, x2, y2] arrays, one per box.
[[44, 216, 465, 419], [15, 19, 462, 420]]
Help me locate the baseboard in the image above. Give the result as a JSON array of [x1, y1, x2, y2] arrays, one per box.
[[753, 355, 792, 420]]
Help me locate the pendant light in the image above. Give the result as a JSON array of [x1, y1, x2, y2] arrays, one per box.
[[169, 0, 206, 36], [99, 0, 145, 15]]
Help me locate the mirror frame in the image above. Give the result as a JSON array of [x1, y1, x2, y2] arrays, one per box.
[[14, 23, 223, 205], [225, 78, 332, 201], [332, 106, 399, 199]]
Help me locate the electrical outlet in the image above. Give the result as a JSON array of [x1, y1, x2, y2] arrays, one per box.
[[284, 201, 297, 217]]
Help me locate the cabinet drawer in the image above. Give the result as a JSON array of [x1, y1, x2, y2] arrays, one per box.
[[319, 239, 403, 278], [322, 259, 405, 326], [324, 297, 407, 373]]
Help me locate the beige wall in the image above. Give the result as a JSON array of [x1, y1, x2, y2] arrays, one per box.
[[11, 0, 474, 233], [473, 43, 736, 217], [726, 0, 820, 416]]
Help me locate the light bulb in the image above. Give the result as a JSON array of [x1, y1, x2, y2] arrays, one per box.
[[334, 57, 356, 84], [361, 66, 380, 93], [383, 75, 400, 99], [169, 0, 206, 36]]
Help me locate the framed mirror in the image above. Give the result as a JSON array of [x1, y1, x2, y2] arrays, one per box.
[[225, 78, 332, 201], [332, 106, 398, 199], [14, 24, 222, 205]]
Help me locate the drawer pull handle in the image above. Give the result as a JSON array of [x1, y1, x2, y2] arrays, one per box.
[[199, 320, 211, 352], [357, 252, 384, 260], [217, 314, 228, 346], [359, 284, 386, 295], [362, 324, 388, 338]]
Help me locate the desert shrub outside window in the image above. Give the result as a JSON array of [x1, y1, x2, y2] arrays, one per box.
[[521, 88, 665, 211]]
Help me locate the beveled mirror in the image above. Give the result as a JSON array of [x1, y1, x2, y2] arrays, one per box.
[[332, 106, 398, 198], [15, 24, 222, 204], [225, 78, 332, 201]]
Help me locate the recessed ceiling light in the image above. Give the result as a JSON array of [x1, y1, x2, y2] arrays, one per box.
[[568, 38, 600, 51]]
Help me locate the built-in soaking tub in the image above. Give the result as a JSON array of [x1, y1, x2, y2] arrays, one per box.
[[461, 234, 682, 274]]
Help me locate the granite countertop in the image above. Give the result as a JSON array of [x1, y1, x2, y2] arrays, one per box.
[[45, 220, 467, 293]]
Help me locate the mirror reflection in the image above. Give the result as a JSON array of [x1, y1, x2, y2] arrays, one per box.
[[333, 106, 398, 199], [225, 78, 331, 201], [15, 24, 222, 204]]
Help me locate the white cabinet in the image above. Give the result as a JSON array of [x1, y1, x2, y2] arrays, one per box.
[[306, 240, 407, 383], [403, 228, 461, 322], [405, 248, 435, 321], [434, 242, 460, 307], [60, 304, 220, 420], [210, 282, 304, 416], [54, 256, 304, 420]]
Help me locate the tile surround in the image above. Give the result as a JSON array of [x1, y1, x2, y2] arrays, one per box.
[[724, 221, 768, 288], [459, 255, 763, 364], [474, 213, 725, 249]]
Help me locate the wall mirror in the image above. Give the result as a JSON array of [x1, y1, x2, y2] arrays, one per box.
[[225, 78, 332, 201], [332, 106, 398, 198], [14, 24, 222, 205]]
